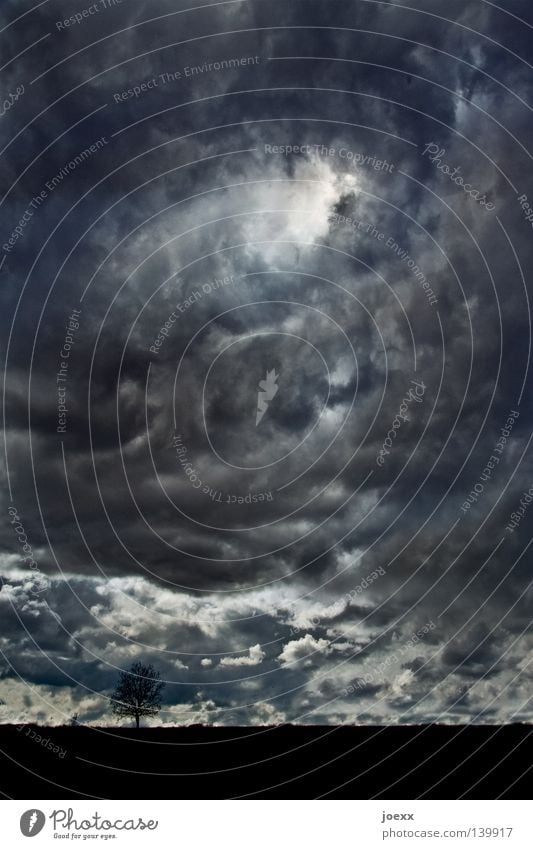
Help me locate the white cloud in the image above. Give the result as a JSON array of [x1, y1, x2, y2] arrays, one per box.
[[278, 634, 331, 665], [219, 644, 265, 667]]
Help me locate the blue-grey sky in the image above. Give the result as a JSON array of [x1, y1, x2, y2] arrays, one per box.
[[1, 0, 532, 727]]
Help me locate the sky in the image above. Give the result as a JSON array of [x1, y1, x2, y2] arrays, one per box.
[[1, 0, 533, 727]]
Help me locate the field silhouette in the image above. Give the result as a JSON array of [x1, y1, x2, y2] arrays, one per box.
[[1, 724, 530, 799]]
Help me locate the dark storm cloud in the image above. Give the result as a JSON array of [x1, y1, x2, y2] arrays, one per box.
[[1, 0, 532, 725]]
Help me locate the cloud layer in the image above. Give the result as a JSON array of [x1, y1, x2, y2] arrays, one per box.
[[1, 0, 532, 726]]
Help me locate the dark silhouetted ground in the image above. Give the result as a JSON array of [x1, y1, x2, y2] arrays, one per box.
[[1, 724, 530, 799]]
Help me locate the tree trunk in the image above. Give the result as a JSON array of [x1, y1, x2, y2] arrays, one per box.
[[135, 715, 140, 729]]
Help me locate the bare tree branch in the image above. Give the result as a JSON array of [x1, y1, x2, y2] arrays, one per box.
[[111, 662, 165, 729]]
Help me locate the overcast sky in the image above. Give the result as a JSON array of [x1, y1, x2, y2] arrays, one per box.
[[1, 0, 533, 727]]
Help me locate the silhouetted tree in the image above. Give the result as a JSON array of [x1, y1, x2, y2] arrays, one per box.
[[111, 662, 165, 729]]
